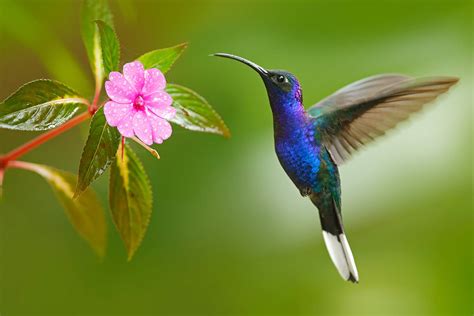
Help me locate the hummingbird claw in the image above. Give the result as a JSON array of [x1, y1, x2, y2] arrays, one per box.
[[300, 187, 312, 197]]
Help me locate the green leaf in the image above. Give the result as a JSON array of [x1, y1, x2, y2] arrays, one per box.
[[137, 43, 187, 73], [0, 79, 88, 131], [96, 20, 120, 76], [166, 84, 230, 137], [109, 144, 152, 260], [81, 0, 113, 86], [24, 162, 107, 257], [75, 107, 121, 198]]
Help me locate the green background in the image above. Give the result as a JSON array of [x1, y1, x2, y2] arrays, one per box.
[[0, 0, 472, 315]]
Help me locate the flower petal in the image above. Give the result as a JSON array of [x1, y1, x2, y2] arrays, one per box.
[[149, 114, 172, 144], [146, 90, 175, 119], [149, 105, 176, 120], [145, 91, 173, 108], [132, 110, 153, 145], [105, 72, 136, 103], [117, 113, 135, 137], [142, 68, 166, 95], [123, 61, 145, 93], [104, 101, 133, 127]]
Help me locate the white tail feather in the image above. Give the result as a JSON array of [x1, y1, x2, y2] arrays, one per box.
[[322, 231, 359, 283]]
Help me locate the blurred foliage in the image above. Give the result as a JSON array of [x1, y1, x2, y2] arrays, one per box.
[[0, 0, 472, 315]]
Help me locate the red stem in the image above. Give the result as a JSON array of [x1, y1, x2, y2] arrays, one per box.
[[0, 81, 104, 191], [90, 82, 102, 113], [0, 168, 4, 189], [0, 111, 92, 165]]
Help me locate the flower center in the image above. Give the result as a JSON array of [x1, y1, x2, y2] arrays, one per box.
[[133, 95, 145, 109]]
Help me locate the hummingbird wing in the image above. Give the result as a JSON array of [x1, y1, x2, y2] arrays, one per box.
[[307, 75, 459, 165]]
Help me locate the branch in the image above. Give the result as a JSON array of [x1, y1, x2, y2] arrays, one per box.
[[0, 111, 92, 165]]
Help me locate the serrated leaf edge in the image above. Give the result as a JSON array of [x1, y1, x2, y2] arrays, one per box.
[[1, 79, 85, 104], [74, 110, 118, 198], [167, 83, 231, 137], [0, 79, 89, 131], [111, 144, 153, 261], [95, 20, 120, 75], [137, 42, 188, 73]]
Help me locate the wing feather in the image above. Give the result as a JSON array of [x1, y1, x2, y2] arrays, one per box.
[[309, 75, 459, 165]]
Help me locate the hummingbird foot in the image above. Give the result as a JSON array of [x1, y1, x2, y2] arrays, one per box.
[[299, 187, 312, 197]]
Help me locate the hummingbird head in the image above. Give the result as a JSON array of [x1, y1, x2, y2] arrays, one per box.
[[213, 53, 303, 116]]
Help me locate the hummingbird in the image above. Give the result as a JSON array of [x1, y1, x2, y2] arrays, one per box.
[[213, 53, 459, 283]]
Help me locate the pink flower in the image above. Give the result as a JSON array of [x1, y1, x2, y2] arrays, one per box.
[[104, 61, 176, 145]]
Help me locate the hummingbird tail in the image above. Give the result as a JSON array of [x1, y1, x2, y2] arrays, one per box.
[[322, 230, 359, 283], [311, 195, 359, 283]]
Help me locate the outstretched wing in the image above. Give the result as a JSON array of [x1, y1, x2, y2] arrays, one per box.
[[308, 74, 459, 165]]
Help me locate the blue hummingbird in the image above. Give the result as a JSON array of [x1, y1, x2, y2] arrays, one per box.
[[213, 53, 458, 283]]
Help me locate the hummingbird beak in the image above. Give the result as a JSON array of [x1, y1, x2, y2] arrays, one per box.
[[212, 53, 269, 77]]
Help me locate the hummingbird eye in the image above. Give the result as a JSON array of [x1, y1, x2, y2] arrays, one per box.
[[272, 74, 289, 85], [270, 73, 291, 91]]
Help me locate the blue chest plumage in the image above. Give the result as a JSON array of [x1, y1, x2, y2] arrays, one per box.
[[274, 116, 322, 192]]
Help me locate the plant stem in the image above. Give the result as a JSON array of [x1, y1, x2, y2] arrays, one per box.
[[90, 82, 102, 113], [0, 168, 4, 195], [0, 111, 92, 164], [0, 82, 104, 181]]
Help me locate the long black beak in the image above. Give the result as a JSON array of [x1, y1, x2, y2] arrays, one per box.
[[212, 53, 269, 77]]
